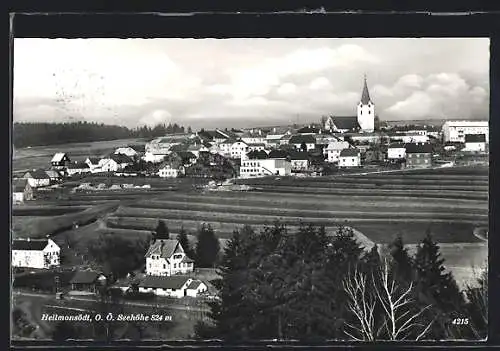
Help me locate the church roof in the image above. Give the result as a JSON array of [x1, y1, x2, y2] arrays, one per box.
[[329, 116, 361, 131], [361, 76, 372, 105]]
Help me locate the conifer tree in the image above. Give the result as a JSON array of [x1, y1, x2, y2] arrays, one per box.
[[389, 235, 415, 283], [195, 224, 220, 268], [176, 226, 193, 258], [154, 220, 169, 240]]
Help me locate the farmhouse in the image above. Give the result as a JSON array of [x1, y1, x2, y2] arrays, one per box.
[[289, 135, 316, 151], [66, 162, 91, 176], [218, 139, 234, 157], [85, 157, 101, 173], [138, 276, 194, 298], [12, 238, 60, 269], [45, 170, 62, 183], [99, 154, 133, 172], [339, 148, 361, 168], [324, 141, 350, 163], [158, 162, 184, 178], [187, 144, 209, 157], [387, 143, 407, 160], [114, 147, 138, 158], [442, 120, 489, 143], [51, 153, 71, 169], [12, 179, 33, 203], [142, 152, 168, 164], [464, 134, 487, 153], [145, 239, 195, 277], [69, 270, 107, 293], [186, 280, 209, 297], [23, 169, 51, 188], [405, 143, 433, 168], [290, 152, 309, 172]]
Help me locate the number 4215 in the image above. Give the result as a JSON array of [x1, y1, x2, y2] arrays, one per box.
[[452, 318, 469, 325]]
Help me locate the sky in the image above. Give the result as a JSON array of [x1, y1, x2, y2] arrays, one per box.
[[13, 38, 489, 130]]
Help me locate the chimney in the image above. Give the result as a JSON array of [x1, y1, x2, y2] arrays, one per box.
[[160, 240, 165, 252], [273, 127, 276, 133]]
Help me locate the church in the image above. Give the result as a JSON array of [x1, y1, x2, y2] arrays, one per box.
[[324, 76, 376, 133]]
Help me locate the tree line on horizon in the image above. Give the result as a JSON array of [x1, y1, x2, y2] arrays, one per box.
[[13, 121, 192, 148]]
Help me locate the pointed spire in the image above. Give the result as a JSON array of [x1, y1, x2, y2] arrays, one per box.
[[361, 74, 371, 105]]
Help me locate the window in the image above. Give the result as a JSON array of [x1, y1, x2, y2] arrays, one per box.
[[174, 263, 176, 268], [163, 264, 166, 269]]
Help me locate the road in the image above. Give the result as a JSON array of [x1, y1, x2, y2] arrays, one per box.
[[13, 290, 211, 313]]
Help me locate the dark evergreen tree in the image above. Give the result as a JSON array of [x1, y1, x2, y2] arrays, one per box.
[[465, 268, 488, 339], [154, 220, 169, 240], [389, 235, 415, 283], [414, 231, 467, 339], [195, 224, 220, 268], [177, 226, 193, 259]]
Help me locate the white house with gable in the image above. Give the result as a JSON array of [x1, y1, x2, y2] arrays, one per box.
[[145, 239, 195, 276], [339, 148, 361, 168], [324, 141, 350, 163], [12, 238, 60, 269]]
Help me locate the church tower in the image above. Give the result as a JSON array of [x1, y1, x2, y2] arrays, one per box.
[[357, 75, 375, 132]]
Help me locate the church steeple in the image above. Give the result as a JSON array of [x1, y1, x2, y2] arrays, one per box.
[[361, 74, 371, 105]]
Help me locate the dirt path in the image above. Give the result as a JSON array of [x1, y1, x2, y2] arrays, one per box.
[[473, 227, 488, 242]]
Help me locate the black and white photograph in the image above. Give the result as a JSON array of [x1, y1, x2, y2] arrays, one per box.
[[11, 37, 489, 342]]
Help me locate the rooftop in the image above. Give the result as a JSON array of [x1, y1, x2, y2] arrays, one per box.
[[13, 238, 51, 251], [465, 134, 486, 143], [405, 143, 433, 154], [340, 148, 360, 157], [70, 270, 104, 284], [139, 275, 191, 290]]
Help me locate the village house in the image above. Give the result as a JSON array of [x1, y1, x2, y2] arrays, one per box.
[[230, 140, 249, 159], [114, 146, 138, 158], [45, 170, 62, 183], [218, 139, 234, 157], [187, 144, 209, 157], [247, 143, 267, 153], [176, 151, 198, 166], [240, 156, 292, 178], [138, 276, 194, 298], [241, 130, 267, 144], [142, 152, 168, 164], [339, 148, 361, 168], [66, 162, 91, 176], [289, 135, 316, 151], [387, 143, 407, 160], [51, 153, 71, 170], [99, 154, 134, 172], [405, 143, 433, 168], [186, 279, 209, 297], [145, 239, 195, 277], [158, 162, 185, 178], [464, 134, 487, 153], [146, 134, 191, 155], [22, 169, 51, 188], [296, 126, 320, 135], [12, 238, 60, 269], [324, 141, 350, 163], [12, 179, 33, 203], [85, 157, 102, 173], [290, 152, 309, 172], [69, 270, 107, 293]]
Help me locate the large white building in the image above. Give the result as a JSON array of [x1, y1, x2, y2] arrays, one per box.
[[145, 239, 194, 277], [442, 120, 489, 143], [240, 158, 291, 178], [12, 238, 60, 269], [387, 144, 407, 160]]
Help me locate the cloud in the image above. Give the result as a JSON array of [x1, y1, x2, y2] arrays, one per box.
[[276, 83, 297, 95], [309, 77, 332, 91], [139, 109, 173, 126], [13, 38, 488, 128]]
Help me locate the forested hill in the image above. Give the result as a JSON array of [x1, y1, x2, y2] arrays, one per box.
[[13, 121, 192, 148]]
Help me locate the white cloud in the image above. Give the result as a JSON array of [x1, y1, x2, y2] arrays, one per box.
[[309, 77, 332, 91], [139, 109, 172, 126], [277, 83, 297, 95], [395, 74, 424, 89]]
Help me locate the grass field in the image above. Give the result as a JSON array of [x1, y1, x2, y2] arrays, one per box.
[[12, 138, 147, 173]]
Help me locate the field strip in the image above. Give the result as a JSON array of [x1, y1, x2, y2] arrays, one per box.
[[116, 205, 488, 221], [130, 197, 488, 213], [108, 210, 487, 225], [155, 191, 488, 205], [236, 179, 488, 187]]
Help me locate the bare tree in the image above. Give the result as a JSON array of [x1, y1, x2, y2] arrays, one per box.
[[373, 258, 434, 341], [343, 267, 377, 341]]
